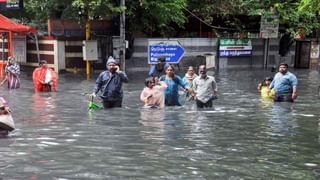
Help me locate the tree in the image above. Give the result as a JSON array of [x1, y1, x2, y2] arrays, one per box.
[[4, 0, 320, 38], [126, 0, 187, 37], [22, 0, 116, 32], [22, 0, 187, 37], [298, 0, 320, 13], [187, 0, 320, 37]]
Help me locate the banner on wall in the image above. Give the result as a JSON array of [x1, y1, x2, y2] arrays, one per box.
[[219, 38, 252, 57], [0, 0, 23, 10]]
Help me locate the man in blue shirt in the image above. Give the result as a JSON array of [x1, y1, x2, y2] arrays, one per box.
[[91, 56, 129, 108], [148, 57, 168, 77], [270, 63, 298, 102]]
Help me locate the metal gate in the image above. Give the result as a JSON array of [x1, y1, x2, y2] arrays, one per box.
[[295, 40, 311, 68], [94, 36, 113, 70]]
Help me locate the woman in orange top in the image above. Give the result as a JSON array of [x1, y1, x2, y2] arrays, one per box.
[[32, 60, 57, 92]]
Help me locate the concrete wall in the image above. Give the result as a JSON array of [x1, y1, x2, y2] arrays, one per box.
[[26, 38, 84, 73], [19, 37, 298, 73], [219, 38, 295, 69], [128, 38, 217, 71], [25, 37, 111, 73], [26, 38, 57, 70], [128, 38, 296, 71]]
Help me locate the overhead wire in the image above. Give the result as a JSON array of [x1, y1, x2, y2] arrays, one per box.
[[182, 7, 239, 31]]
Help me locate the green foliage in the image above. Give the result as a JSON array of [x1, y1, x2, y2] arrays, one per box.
[[274, 1, 320, 37], [23, 0, 115, 32], [246, 0, 320, 37], [187, 0, 320, 37], [298, 0, 320, 13], [126, 0, 187, 37], [7, 0, 320, 37]]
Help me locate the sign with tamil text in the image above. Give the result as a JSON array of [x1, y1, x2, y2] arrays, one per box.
[[148, 39, 185, 64], [219, 38, 252, 57], [0, 0, 22, 10]]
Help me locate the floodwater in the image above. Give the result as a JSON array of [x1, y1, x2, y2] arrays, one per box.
[[1, 68, 320, 179]]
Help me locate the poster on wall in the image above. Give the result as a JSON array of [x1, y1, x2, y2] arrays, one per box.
[[12, 36, 26, 63], [219, 38, 252, 57], [0, 0, 23, 10], [310, 41, 320, 59]]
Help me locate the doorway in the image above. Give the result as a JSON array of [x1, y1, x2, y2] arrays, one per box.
[[295, 40, 311, 68]]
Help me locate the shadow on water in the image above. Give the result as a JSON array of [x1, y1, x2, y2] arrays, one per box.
[[0, 69, 320, 179]]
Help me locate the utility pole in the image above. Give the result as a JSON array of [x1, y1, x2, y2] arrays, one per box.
[[120, 0, 126, 71], [85, 1, 91, 80]]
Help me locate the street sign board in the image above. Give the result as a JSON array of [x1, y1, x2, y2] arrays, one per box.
[[148, 39, 185, 64], [260, 14, 279, 38], [219, 38, 252, 57]]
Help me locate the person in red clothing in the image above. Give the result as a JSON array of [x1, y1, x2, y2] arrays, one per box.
[[32, 60, 58, 92]]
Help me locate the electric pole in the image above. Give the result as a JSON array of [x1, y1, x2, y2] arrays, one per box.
[[85, 0, 91, 80], [120, 0, 125, 71]]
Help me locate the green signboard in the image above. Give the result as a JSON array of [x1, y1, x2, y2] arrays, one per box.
[[219, 38, 252, 57]]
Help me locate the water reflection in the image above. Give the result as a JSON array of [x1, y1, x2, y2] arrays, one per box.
[[259, 98, 274, 108], [0, 69, 319, 179], [267, 103, 297, 136], [29, 93, 58, 124], [140, 109, 165, 128]]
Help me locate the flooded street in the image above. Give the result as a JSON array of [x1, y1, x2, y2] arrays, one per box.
[[1, 68, 320, 179]]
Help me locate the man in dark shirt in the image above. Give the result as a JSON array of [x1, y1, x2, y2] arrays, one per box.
[[148, 57, 168, 77], [91, 56, 129, 108]]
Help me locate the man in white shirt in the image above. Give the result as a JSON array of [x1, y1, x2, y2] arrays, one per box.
[[192, 65, 218, 108]]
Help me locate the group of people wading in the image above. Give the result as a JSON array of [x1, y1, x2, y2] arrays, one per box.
[[0, 56, 298, 110], [0, 56, 299, 136], [257, 63, 298, 102], [0, 57, 57, 92], [89, 56, 218, 109], [91, 57, 298, 109], [0, 58, 57, 135]]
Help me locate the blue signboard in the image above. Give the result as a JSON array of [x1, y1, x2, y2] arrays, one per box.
[[148, 41, 185, 64]]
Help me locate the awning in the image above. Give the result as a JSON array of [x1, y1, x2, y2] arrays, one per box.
[[0, 14, 37, 33]]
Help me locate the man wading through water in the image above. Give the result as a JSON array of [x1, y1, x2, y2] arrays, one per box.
[[270, 63, 298, 102], [192, 65, 218, 108], [91, 56, 129, 108]]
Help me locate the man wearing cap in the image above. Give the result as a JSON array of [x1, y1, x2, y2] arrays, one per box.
[[270, 63, 298, 102], [0, 56, 20, 89], [32, 60, 58, 92], [91, 56, 129, 108]]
